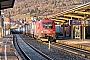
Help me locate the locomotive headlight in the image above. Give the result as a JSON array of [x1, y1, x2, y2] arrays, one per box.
[[41, 31, 43, 33], [53, 31, 55, 33]]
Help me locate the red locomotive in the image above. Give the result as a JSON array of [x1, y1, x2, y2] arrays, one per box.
[[30, 19, 56, 41]]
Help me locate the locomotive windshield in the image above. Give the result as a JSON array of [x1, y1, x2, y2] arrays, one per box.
[[43, 22, 53, 29]]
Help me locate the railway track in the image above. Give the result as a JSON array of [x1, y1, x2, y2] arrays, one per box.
[[39, 41, 90, 59], [14, 34, 88, 60], [13, 34, 53, 60], [20, 35, 88, 60]]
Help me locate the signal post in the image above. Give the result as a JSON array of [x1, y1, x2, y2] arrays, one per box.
[[0, 11, 2, 38]]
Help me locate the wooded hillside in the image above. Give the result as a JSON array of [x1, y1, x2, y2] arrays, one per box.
[[2, 0, 90, 17]]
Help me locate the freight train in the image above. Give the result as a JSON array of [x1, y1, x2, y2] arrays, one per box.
[[11, 18, 90, 39], [14, 19, 71, 40], [25, 19, 56, 41]]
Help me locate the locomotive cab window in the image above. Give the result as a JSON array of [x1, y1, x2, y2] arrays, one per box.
[[43, 22, 53, 29]]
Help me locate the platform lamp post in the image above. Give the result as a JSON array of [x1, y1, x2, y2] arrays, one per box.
[[0, 11, 2, 38], [1, 12, 4, 37], [8, 11, 11, 35], [44, 10, 51, 50], [22, 17, 26, 34], [32, 16, 37, 38]]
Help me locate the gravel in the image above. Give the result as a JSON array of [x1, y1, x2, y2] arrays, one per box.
[[21, 34, 89, 60]]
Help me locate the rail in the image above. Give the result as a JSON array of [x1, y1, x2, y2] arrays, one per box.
[[14, 34, 53, 60], [37, 40, 90, 59]]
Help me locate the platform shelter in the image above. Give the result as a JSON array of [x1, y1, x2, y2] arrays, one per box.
[[49, 2, 90, 40]]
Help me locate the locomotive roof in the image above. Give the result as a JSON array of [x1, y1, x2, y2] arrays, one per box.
[[40, 19, 54, 22]]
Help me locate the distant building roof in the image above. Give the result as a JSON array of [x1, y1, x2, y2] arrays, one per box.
[[4, 17, 10, 22]]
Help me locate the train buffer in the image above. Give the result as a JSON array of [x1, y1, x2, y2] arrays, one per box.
[[56, 39, 90, 51]]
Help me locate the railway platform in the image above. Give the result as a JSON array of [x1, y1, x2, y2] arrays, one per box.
[[56, 38, 90, 51], [0, 34, 22, 60]]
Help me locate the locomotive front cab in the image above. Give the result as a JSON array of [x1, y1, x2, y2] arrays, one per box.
[[40, 20, 56, 41]]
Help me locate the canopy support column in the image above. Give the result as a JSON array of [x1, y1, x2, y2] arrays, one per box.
[[82, 20, 85, 41], [63, 23, 65, 39], [84, 24, 85, 40], [71, 24, 73, 39], [0, 11, 2, 38], [70, 17, 73, 39]]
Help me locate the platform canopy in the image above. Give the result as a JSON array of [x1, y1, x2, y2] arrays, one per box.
[[49, 2, 90, 22], [0, 0, 15, 10]]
